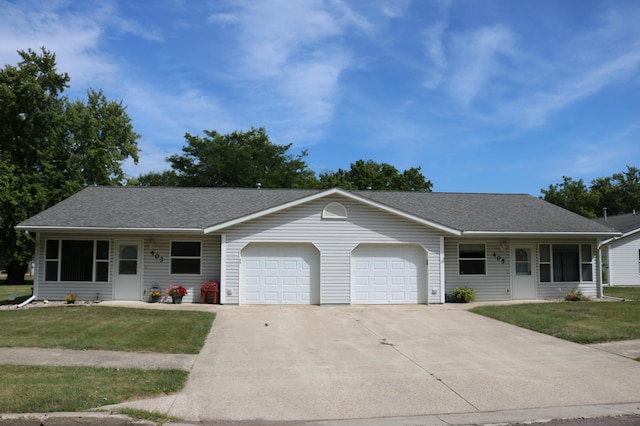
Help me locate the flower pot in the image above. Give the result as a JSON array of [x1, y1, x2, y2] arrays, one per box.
[[171, 296, 183, 304], [66, 300, 75, 304], [150, 295, 160, 303]]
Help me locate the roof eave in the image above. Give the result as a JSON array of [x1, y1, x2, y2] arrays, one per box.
[[16, 225, 205, 234], [461, 231, 622, 238]]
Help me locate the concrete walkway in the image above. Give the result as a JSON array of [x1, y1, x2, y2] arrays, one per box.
[[3, 301, 640, 425]]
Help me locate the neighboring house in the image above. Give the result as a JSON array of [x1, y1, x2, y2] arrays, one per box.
[[16, 187, 619, 304], [594, 212, 640, 287]]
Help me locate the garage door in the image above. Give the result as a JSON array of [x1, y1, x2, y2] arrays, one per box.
[[351, 245, 426, 304], [241, 244, 319, 304]]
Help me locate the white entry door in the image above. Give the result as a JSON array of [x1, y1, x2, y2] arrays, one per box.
[[114, 241, 142, 300], [512, 245, 535, 299]]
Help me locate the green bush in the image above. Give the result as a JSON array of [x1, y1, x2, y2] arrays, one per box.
[[565, 287, 590, 302], [450, 287, 475, 303]]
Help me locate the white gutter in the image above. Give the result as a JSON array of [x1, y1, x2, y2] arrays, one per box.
[[16, 226, 204, 233], [462, 231, 621, 238], [17, 295, 35, 308]]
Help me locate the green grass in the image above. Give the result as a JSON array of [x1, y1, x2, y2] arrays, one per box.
[[603, 286, 640, 300], [112, 408, 182, 425], [0, 306, 215, 353], [471, 301, 640, 344], [0, 365, 188, 413], [0, 284, 33, 305]]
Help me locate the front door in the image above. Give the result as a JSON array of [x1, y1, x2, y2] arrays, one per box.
[[512, 245, 536, 299], [114, 241, 142, 300]]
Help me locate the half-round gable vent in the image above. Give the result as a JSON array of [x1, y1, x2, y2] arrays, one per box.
[[322, 202, 348, 220]]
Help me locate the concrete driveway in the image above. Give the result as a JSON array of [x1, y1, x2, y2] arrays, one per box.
[[114, 304, 640, 423]]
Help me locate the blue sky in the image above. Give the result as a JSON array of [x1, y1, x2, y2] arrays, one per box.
[[2, 0, 639, 195]]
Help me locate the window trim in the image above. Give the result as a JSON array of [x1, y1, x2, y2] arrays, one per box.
[[458, 243, 487, 275], [44, 239, 110, 282], [170, 240, 202, 275]]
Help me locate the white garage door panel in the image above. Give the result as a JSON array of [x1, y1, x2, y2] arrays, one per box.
[[241, 245, 318, 304], [352, 245, 426, 304]]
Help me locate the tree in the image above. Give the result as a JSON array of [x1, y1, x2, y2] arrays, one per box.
[[166, 127, 316, 188], [128, 170, 180, 187], [541, 176, 597, 218], [318, 160, 432, 191], [541, 166, 640, 218], [0, 48, 140, 283]]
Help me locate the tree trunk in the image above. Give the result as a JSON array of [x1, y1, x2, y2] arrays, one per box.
[[5, 261, 27, 284]]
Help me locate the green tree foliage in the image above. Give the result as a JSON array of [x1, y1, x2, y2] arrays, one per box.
[[540, 176, 597, 218], [541, 166, 640, 218], [166, 127, 316, 188], [318, 159, 432, 191], [129, 170, 180, 187], [0, 48, 140, 282]]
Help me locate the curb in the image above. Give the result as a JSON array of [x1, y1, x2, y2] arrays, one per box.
[[0, 412, 157, 425]]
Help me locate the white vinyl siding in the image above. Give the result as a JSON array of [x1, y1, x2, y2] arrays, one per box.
[[445, 239, 511, 301], [142, 235, 220, 303], [607, 232, 640, 286], [221, 196, 445, 305], [35, 233, 221, 303]]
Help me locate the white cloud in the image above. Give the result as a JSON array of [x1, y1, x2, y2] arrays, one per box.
[[379, 0, 413, 18], [207, 0, 369, 136], [512, 47, 640, 127], [447, 25, 517, 106], [421, 21, 448, 88], [0, 2, 117, 89], [206, 13, 238, 25]]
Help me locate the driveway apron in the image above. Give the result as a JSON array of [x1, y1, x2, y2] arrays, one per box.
[[114, 305, 640, 422]]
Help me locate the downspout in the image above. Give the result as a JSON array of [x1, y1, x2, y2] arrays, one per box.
[[20, 231, 38, 307], [17, 295, 36, 308]]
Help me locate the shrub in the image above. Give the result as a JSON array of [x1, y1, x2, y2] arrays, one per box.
[[565, 287, 590, 302], [450, 287, 475, 303]]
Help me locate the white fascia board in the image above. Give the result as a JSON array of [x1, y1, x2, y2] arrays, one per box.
[[16, 225, 204, 234], [203, 188, 462, 236], [461, 231, 622, 238], [599, 227, 640, 247]]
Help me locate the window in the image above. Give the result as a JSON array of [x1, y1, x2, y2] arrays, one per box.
[[459, 243, 486, 275], [45, 240, 109, 282], [539, 244, 551, 282], [539, 244, 592, 282], [581, 244, 593, 282], [118, 245, 138, 275], [171, 241, 201, 274]]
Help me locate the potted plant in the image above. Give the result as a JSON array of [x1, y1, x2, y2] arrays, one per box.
[[149, 290, 162, 303], [200, 280, 219, 304], [167, 285, 188, 304], [65, 293, 78, 304]]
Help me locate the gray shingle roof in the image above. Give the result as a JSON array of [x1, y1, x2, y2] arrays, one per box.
[[18, 187, 320, 230], [593, 212, 640, 234], [17, 186, 618, 235]]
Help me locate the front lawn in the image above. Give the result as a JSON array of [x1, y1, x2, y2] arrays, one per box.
[[603, 286, 640, 300], [0, 306, 215, 353], [471, 301, 640, 344], [0, 283, 33, 305], [0, 365, 187, 413]]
